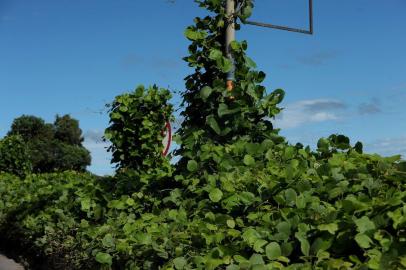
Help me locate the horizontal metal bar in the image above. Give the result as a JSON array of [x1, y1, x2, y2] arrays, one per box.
[[244, 0, 313, 35], [245, 20, 312, 34]]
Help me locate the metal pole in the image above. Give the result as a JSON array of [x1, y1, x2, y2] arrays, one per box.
[[226, 0, 235, 91]]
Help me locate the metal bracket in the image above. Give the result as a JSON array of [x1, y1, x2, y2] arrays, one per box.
[[245, 0, 313, 35]]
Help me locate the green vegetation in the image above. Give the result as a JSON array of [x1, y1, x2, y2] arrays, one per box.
[[7, 114, 91, 173], [0, 135, 32, 177], [1, 0, 406, 269]]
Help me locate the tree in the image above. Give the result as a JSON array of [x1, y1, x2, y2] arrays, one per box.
[[6, 114, 91, 173], [54, 114, 84, 146], [8, 115, 54, 141], [54, 143, 91, 172]]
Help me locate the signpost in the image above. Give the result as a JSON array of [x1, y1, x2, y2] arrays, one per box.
[[162, 121, 172, 156], [162, 0, 314, 156]]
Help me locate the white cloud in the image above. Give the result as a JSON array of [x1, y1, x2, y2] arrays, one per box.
[[365, 136, 406, 158], [84, 140, 114, 176], [84, 129, 104, 143], [274, 99, 346, 129]]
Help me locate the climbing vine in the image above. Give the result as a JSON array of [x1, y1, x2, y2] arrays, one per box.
[[176, 0, 284, 171]]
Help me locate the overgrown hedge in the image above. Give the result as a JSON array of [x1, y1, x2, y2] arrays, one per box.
[[1, 0, 406, 269], [1, 137, 406, 269]]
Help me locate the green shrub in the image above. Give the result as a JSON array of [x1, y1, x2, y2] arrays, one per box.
[[0, 135, 32, 177], [105, 85, 173, 173]]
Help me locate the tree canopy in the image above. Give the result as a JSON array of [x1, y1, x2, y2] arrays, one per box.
[[6, 114, 91, 173]]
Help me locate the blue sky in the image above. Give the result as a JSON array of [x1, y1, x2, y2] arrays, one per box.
[[1, 0, 405, 175]]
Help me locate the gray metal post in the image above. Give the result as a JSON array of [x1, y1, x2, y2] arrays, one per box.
[[226, 0, 235, 91]]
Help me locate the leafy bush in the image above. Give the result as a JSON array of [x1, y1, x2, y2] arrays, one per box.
[[0, 171, 108, 269], [1, 139, 406, 269], [0, 135, 32, 177], [105, 85, 173, 173]]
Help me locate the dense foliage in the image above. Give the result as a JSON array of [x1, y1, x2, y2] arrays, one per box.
[[7, 114, 91, 173], [0, 0, 405, 269], [0, 135, 32, 177], [105, 85, 173, 173], [54, 114, 85, 146]]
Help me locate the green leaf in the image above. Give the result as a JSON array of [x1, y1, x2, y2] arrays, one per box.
[[355, 216, 375, 233], [400, 256, 406, 267], [218, 57, 233, 72], [266, 242, 282, 260], [187, 160, 198, 172], [296, 194, 306, 209], [227, 219, 235, 229], [285, 189, 297, 203], [230, 40, 241, 51], [184, 28, 207, 41], [206, 258, 224, 269], [173, 257, 187, 269], [355, 233, 373, 249], [234, 255, 249, 264], [241, 5, 253, 20], [253, 239, 268, 253], [242, 228, 261, 245], [295, 232, 310, 256], [300, 239, 310, 256], [80, 197, 91, 211], [310, 237, 333, 255], [126, 198, 135, 206], [249, 254, 264, 265], [244, 55, 257, 68], [209, 188, 223, 202], [276, 221, 291, 236], [226, 265, 239, 270], [284, 146, 295, 160], [200, 86, 213, 100], [207, 115, 222, 135], [317, 138, 330, 152], [218, 103, 229, 117], [317, 223, 338, 235], [95, 252, 112, 266], [269, 89, 285, 104], [218, 103, 240, 117], [209, 49, 223, 60], [209, 49, 232, 72], [243, 155, 255, 166], [102, 233, 115, 248]]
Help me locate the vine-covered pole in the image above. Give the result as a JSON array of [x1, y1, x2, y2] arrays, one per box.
[[225, 0, 236, 91]]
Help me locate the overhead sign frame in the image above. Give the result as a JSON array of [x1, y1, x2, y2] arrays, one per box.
[[244, 0, 313, 35]]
